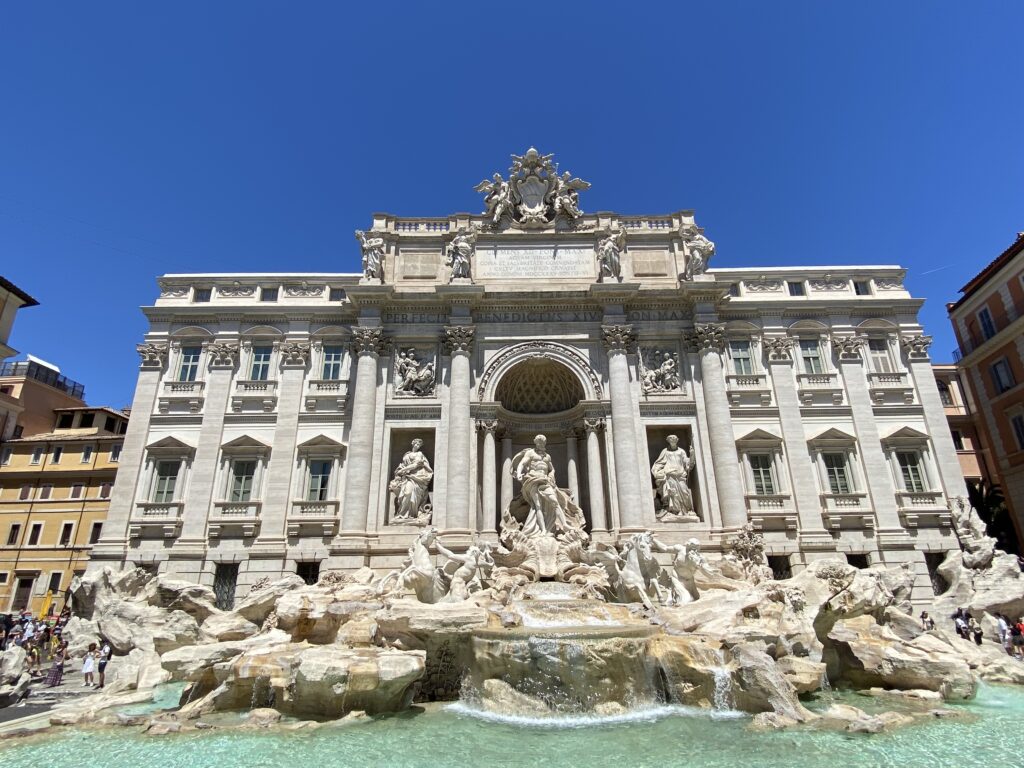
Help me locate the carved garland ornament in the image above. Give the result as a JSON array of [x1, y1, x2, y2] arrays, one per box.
[[900, 334, 933, 359], [218, 282, 256, 298], [600, 324, 637, 353], [443, 325, 476, 355], [350, 327, 386, 357], [284, 282, 325, 298], [137, 342, 169, 367], [477, 341, 603, 399]]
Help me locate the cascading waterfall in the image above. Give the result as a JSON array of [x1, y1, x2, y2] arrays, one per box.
[[711, 649, 735, 712]]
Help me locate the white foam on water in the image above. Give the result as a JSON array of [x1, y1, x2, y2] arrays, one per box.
[[446, 701, 746, 728]]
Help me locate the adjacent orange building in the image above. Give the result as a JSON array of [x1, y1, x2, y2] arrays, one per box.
[[948, 232, 1024, 545]]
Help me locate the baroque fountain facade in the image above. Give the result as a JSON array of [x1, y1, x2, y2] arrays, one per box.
[[24, 150, 1024, 736]]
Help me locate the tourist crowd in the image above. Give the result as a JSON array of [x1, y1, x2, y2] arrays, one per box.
[[946, 607, 1024, 659], [0, 606, 111, 689]]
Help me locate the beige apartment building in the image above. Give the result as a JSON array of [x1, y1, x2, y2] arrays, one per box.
[[0, 405, 128, 614]]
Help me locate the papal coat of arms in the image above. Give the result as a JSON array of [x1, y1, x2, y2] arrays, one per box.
[[475, 148, 590, 229]]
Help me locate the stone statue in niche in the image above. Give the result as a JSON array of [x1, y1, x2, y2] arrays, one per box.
[[680, 224, 715, 280], [652, 537, 712, 604], [651, 435, 698, 521], [354, 230, 385, 281], [446, 225, 479, 281], [597, 228, 626, 281], [389, 438, 434, 524], [511, 435, 584, 537], [394, 348, 436, 396], [639, 349, 681, 393]]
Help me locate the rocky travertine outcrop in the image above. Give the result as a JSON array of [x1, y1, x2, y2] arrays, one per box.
[[0, 647, 31, 707]]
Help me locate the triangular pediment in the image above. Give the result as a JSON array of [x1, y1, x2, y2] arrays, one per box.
[[736, 428, 783, 445], [221, 435, 272, 450], [296, 434, 346, 452], [145, 435, 195, 451], [880, 426, 930, 444], [807, 427, 856, 444]]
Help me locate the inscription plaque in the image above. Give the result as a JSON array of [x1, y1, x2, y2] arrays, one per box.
[[475, 245, 595, 279]]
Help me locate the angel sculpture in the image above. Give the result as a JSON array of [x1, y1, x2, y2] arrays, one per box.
[[474, 173, 512, 227], [597, 229, 626, 281], [550, 171, 590, 220], [354, 230, 385, 280]]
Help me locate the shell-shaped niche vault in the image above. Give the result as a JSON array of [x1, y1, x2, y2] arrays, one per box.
[[495, 358, 585, 414]]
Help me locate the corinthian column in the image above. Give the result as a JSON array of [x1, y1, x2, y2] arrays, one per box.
[[564, 427, 580, 503], [601, 325, 646, 530], [500, 428, 514, 516], [692, 322, 747, 529], [444, 325, 475, 533], [478, 420, 498, 532], [339, 327, 384, 536], [584, 417, 608, 532]]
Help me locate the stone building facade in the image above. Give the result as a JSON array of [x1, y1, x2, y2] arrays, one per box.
[[92, 151, 964, 605]]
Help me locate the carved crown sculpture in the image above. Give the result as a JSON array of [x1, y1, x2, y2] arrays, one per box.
[[443, 325, 476, 355], [137, 342, 169, 367], [601, 324, 637, 353], [900, 334, 933, 360], [474, 148, 590, 229], [350, 327, 386, 356]]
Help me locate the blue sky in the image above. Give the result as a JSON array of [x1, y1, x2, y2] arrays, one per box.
[[1, 2, 1021, 407]]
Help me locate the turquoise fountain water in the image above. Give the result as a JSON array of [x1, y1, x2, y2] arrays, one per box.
[[1, 683, 1021, 768]]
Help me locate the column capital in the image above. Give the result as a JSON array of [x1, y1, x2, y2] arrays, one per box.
[[561, 425, 582, 440], [280, 340, 311, 368], [350, 327, 387, 357], [205, 341, 239, 369], [137, 342, 169, 369], [900, 334, 933, 361], [583, 417, 606, 433], [601, 324, 636, 353], [685, 322, 726, 354], [475, 418, 499, 435], [831, 335, 865, 361], [443, 325, 476, 355], [763, 335, 794, 363]]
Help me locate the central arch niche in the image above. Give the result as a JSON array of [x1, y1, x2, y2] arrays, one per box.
[[495, 358, 586, 414]]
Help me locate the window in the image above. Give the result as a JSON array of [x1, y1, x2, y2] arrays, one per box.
[[59, 523, 73, 546], [322, 345, 344, 380], [230, 460, 257, 502], [70, 484, 85, 499], [0, 448, 11, 466], [937, 381, 953, 406], [153, 460, 181, 503], [896, 451, 927, 493], [867, 338, 894, 373], [79, 413, 94, 429], [29, 447, 43, 465], [822, 453, 852, 494], [1012, 414, 1024, 451], [89, 522, 103, 544], [0, 573, 7, 585], [39, 484, 52, 500], [47, 572, 62, 594], [178, 346, 202, 382], [118, 422, 127, 434], [951, 430, 965, 451], [296, 561, 321, 585], [854, 281, 871, 296], [104, 416, 116, 433], [110, 443, 122, 462], [978, 307, 997, 340], [846, 553, 870, 569], [7, 524, 21, 546], [100, 483, 112, 499], [193, 287, 212, 303], [328, 288, 345, 302], [51, 446, 63, 464], [250, 346, 273, 381], [307, 460, 332, 501], [57, 413, 74, 429], [729, 341, 754, 375], [19, 485, 31, 501], [748, 454, 776, 495], [27, 523, 42, 546], [992, 359, 1016, 394], [81, 445, 94, 463], [260, 287, 278, 302], [799, 340, 825, 374], [12, 425, 22, 439], [787, 281, 805, 296]]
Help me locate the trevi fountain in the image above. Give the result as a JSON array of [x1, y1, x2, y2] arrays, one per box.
[[3, 151, 1024, 766]]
